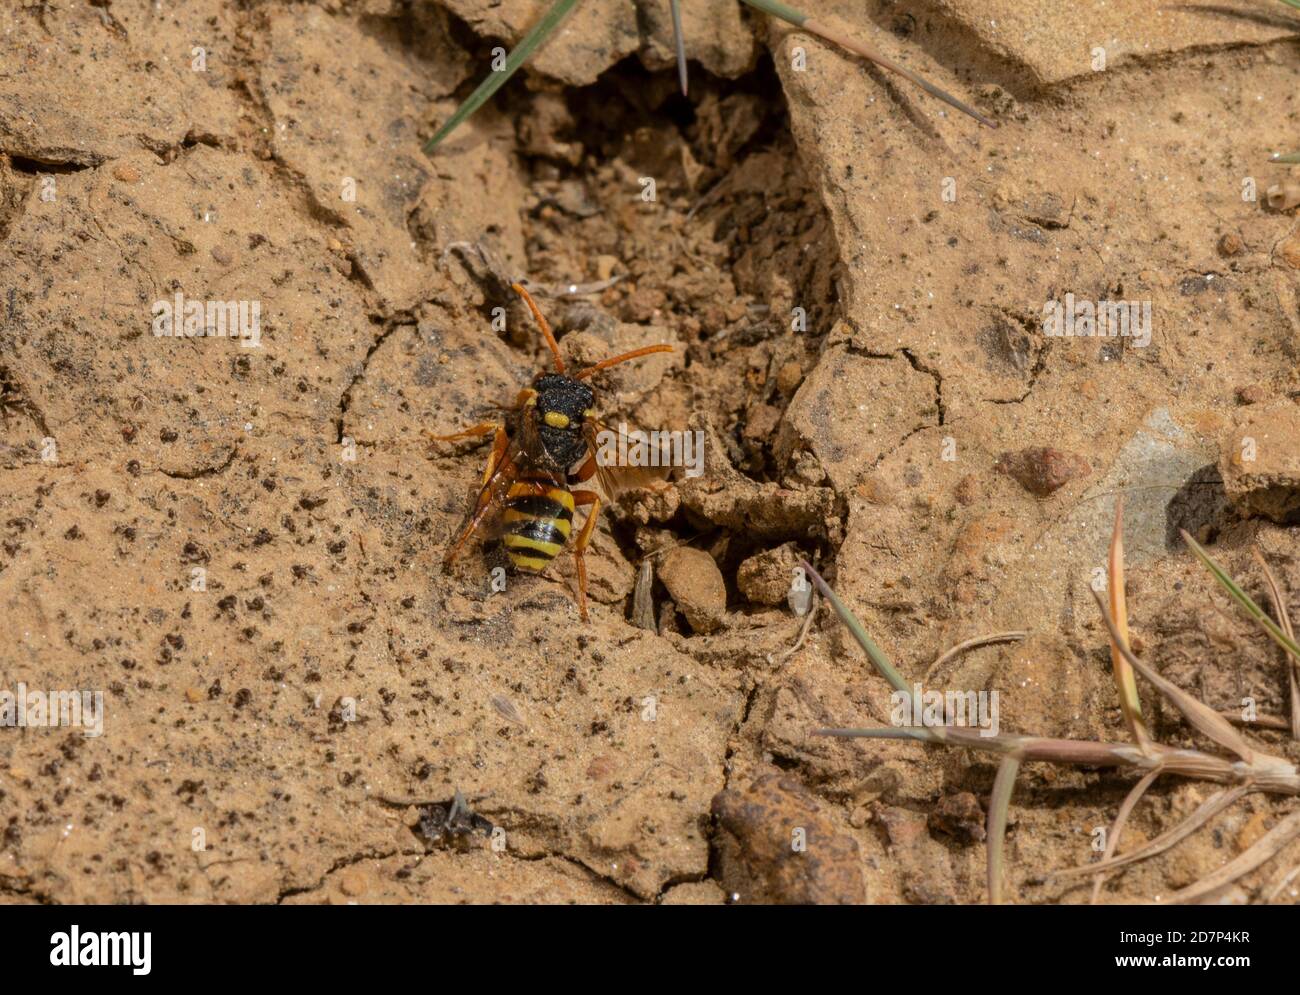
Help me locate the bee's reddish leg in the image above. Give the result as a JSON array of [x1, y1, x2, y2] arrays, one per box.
[[441, 425, 509, 569], [479, 426, 509, 487], [431, 388, 532, 441], [573, 451, 598, 483], [424, 421, 499, 444], [570, 490, 602, 623]]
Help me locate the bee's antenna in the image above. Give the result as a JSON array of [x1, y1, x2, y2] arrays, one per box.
[[511, 282, 564, 373], [574, 344, 674, 380]]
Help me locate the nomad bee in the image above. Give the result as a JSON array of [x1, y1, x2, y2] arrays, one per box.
[[431, 283, 672, 621]]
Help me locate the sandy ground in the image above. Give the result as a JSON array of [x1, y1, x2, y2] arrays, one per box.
[[2, 0, 1300, 904]]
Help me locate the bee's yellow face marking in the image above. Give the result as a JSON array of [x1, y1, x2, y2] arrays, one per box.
[[584, 408, 596, 418], [543, 410, 570, 429]]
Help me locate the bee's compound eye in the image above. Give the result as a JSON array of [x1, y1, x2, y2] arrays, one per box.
[[543, 410, 570, 429]]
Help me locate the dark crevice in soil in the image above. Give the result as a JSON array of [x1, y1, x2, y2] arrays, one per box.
[[517, 53, 841, 473], [0, 363, 53, 439], [0, 874, 55, 904], [3, 152, 100, 174], [982, 306, 1050, 406], [227, 75, 352, 234], [510, 846, 649, 903], [158, 445, 239, 480], [336, 317, 412, 444], [226, 8, 368, 262], [488, 53, 846, 606], [138, 129, 226, 164], [274, 847, 423, 903], [840, 332, 946, 449], [899, 347, 947, 426], [651, 869, 712, 901]]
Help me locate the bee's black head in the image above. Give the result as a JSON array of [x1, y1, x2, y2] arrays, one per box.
[[530, 373, 595, 469]]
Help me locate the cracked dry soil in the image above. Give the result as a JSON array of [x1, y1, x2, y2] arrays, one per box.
[[2, 0, 1300, 904]]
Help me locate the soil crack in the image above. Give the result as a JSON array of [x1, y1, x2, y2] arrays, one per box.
[[157, 446, 239, 480], [274, 847, 423, 903], [335, 316, 411, 444]]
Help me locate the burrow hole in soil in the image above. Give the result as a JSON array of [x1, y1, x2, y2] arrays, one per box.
[[459, 55, 848, 614]]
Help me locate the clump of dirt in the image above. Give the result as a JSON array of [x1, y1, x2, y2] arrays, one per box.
[[711, 773, 866, 903]]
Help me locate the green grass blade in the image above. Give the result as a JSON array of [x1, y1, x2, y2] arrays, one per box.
[[424, 0, 578, 154], [1278, 0, 1300, 10], [1181, 531, 1300, 662], [739, 0, 810, 25], [799, 560, 909, 693], [670, 0, 689, 96], [1271, 152, 1300, 164]]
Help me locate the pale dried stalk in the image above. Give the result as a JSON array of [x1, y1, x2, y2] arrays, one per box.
[[923, 630, 1027, 682], [987, 756, 1020, 906], [1160, 810, 1300, 905], [1089, 767, 1163, 904], [778, 591, 820, 664], [819, 723, 1300, 794], [1056, 785, 1253, 879]]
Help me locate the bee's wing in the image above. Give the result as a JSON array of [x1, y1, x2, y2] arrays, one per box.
[[581, 418, 674, 500], [444, 434, 525, 558]]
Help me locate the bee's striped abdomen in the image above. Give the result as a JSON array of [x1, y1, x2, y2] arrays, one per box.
[[501, 479, 574, 573]]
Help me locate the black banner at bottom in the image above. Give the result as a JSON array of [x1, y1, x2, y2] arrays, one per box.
[[0, 903, 1284, 982]]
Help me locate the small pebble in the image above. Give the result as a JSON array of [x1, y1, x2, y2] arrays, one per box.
[[1235, 384, 1266, 405], [338, 869, 368, 897], [1216, 232, 1243, 257], [738, 543, 801, 606], [996, 447, 1090, 497], [954, 473, 980, 506], [776, 361, 803, 395], [1276, 236, 1300, 269], [657, 547, 726, 633], [593, 254, 619, 281]]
